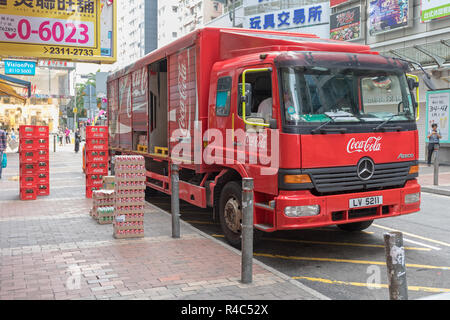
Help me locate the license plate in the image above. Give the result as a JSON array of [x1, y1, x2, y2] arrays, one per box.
[[349, 196, 383, 209]]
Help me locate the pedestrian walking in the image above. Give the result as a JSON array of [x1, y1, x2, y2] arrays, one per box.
[[427, 123, 441, 166], [65, 127, 71, 144], [58, 127, 64, 146], [0, 126, 7, 179], [74, 129, 81, 153]]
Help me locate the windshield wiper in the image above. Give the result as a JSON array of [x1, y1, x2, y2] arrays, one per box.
[[374, 114, 403, 132], [311, 115, 349, 134]]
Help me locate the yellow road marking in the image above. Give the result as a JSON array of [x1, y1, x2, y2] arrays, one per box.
[[372, 224, 450, 247], [210, 234, 429, 251], [254, 252, 450, 270], [262, 237, 430, 251], [293, 276, 450, 294]]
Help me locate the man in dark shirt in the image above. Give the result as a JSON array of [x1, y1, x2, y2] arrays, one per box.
[[427, 123, 442, 166]]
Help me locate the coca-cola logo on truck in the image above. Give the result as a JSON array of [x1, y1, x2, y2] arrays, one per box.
[[177, 50, 191, 139], [347, 137, 382, 154]]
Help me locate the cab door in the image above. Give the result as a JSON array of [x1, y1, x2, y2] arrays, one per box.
[[232, 64, 279, 196]]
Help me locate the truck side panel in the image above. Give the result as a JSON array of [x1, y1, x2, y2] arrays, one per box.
[[118, 74, 133, 150], [107, 79, 119, 148], [168, 46, 197, 162], [132, 67, 148, 132]]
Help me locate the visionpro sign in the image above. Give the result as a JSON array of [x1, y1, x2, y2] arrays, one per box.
[[4, 60, 36, 75]]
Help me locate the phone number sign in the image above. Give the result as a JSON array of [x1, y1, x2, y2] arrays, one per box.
[[0, 0, 105, 63]]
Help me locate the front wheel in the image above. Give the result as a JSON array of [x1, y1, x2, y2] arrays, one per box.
[[337, 220, 374, 232], [218, 181, 263, 249]]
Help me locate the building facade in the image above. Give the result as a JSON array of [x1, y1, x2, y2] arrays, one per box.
[[116, 0, 158, 69], [158, 0, 224, 48]]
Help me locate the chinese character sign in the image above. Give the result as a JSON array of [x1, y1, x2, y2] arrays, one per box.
[[245, 3, 330, 34], [426, 90, 450, 143], [421, 0, 450, 22], [0, 0, 116, 63]]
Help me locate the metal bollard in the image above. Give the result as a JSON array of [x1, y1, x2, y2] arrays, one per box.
[[433, 146, 439, 186], [171, 163, 180, 238], [53, 134, 56, 153], [383, 232, 408, 300], [241, 178, 254, 284]]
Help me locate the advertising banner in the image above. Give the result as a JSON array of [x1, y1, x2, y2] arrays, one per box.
[[426, 90, 450, 143], [421, 0, 450, 22], [368, 0, 411, 35], [244, 3, 330, 34], [330, 6, 361, 41], [0, 0, 115, 63]]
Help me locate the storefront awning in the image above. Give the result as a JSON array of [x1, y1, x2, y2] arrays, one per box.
[[380, 39, 450, 70], [0, 73, 31, 104], [0, 81, 27, 103]]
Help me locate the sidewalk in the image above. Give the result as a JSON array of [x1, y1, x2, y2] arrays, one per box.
[[0, 144, 327, 300], [418, 163, 450, 196]]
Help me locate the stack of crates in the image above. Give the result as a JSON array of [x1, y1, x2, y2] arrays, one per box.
[[113, 155, 146, 239], [90, 189, 115, 224], [85, 126, 109, 198], [19, 125, 50, 200]]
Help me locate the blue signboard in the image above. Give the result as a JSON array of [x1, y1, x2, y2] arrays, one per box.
[[4, 60, 36, 76]]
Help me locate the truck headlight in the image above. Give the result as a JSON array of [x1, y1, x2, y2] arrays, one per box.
[[284, 205, 320, 217], [404, 192, 420, 204]]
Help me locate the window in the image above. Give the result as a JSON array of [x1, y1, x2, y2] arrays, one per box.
[[237, 71, 272, 123], [215, 77, 232, 117]]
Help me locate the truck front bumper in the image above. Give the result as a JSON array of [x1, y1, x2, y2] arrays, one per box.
[[274, 179, 420, 230]]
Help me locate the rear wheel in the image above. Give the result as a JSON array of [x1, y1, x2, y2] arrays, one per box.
[[218, 181, 263, 248], [337, 220, 374, 232]]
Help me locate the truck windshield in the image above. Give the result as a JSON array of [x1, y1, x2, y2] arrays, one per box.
[[279, 66, 414, 125]]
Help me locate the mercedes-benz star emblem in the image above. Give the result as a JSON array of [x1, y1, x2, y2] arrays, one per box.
[[357, 158, 375, 181]]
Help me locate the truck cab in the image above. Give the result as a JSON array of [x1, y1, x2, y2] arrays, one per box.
[[208, 50, 420, 246]]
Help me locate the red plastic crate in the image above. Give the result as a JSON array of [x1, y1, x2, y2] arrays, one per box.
[[20, 175, 37, 188], [19, 126, 35, 138], [86, 126, 108, 139], [20, 163, 37, 175], [85, 139, 108, 151], [35, 126, 49, 138], [37, 172, 49, 184], [86, 151, 108, 163], [37, 149, 49, 161], [85, 185, 102, 198], [37, 138, 49, 150], [20, 188, 37, 201], [36, 161, 49, 173], [20, 151, 38, 164], [36, 184, 50, 196], [19, 138, 38, 151], [86, 174, 104, 186], [85, 162, 108, 175]]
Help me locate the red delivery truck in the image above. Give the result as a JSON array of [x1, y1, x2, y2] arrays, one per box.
[[107, 27, 421, 247]]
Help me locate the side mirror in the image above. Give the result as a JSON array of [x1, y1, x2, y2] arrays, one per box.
[[238, 83, 252, 117], [407, 78, 419, 92], [269, 118, 278, 129]]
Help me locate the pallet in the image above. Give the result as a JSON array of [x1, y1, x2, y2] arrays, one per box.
[[154, 146, 168, 156], [137, 144, 148, 152]]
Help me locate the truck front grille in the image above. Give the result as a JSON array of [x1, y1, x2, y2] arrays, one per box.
[[305, 161, 416, 194]]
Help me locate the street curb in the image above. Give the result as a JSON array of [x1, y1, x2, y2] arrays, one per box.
[[146, 202, 331, 301], [421, 186, 450, 197]]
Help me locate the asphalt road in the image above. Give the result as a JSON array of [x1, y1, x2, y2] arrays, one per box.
[[146, 191, 450, 300]]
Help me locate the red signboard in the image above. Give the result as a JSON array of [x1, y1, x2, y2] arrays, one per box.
[[330, 0, 351, 8]]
